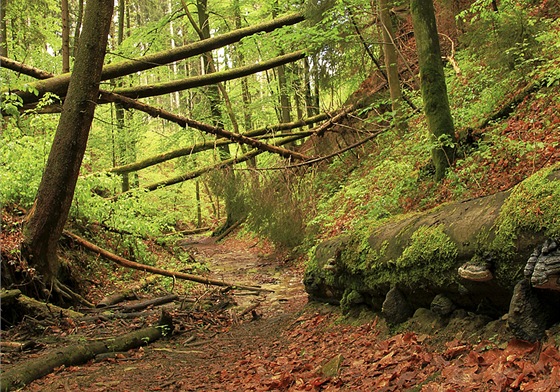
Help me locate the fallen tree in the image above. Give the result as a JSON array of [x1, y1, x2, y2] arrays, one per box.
[[4, 13, 305, 105], [304, 164, 560, 340], [63, 230, 273, 293], [0, 310, 173, 392]]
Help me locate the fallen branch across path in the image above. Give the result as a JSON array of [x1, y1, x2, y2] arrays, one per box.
[[0, 311, 174, 392], [63, 231, 273, 293]]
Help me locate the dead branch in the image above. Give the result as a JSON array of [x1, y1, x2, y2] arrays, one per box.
[[214, 218, 245, 242], [62, 230, 273, 293], [119, 294, 179, 313], [96, 275, 158, 307], [0, 310, 173, 392]]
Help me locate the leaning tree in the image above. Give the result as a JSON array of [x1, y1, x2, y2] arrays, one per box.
[[21, 0, 114, 301]]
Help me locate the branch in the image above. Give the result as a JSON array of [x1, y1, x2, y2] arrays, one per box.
[[62, 231, 273, 293], [1, 56, 310, 163], [4, 13, 305, 104], [108, 114, 327, 175], [115, 134, 307, 196], [112, 51, 306, 99]]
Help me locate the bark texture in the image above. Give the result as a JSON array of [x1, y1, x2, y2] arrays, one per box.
[[410, 0, 456, 180], [21, 0, 113, 287]]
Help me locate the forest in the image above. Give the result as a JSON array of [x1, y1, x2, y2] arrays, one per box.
[[1, 0, 559, 390]]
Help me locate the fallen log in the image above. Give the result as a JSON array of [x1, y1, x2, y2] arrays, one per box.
[[15, 293, 84, 319], [0, 289, 22, 305], [96, 275, 159, 307], [304, 164, 560, 336], [0, 341, 38, 352], [0, 310, 173, 392], [119, 294, 178, 313], [63, 231, 273, 293]]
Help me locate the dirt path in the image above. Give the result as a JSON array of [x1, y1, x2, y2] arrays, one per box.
[[6, 238, 560, 391], [16, 238, 309, 392]]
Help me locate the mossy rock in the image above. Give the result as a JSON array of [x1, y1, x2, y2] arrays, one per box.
[[304, 164, 560, 317]]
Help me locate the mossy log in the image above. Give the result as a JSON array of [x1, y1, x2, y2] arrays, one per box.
[[304, 165, 560, 320], [0, 311, 173, 392]]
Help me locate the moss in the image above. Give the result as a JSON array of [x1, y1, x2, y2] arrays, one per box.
[[337, 224, 458, 290], [490, 163, 560, 283], [495, 164, 560, 244], [340, 289, 365, 314]]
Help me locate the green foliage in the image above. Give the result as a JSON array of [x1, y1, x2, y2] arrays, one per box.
[[245, 172, 306, 248], [457, 0, 551, 74]]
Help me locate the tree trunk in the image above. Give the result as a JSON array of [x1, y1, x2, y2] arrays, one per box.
[[0, 0, 8, 57], [410, 0, 456, 180], [11, 13, 305, 105], [379, 0, 406, 135], [72, 0, 84, 57], [20, 0, 113, 294], [61, 0, 70, 73]]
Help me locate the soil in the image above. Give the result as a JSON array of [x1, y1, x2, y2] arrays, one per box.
[[2, 236, 560, 391]]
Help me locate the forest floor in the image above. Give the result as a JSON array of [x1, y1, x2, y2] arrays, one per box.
[[2, 235, 560, 391]]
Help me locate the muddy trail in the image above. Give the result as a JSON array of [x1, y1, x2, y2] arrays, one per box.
[[2, 238, 560, 391]]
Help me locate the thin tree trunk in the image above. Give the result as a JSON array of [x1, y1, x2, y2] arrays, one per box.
[[21, 0, 114, 294], [72, 0, 84, 57], [410, 0, 456, 180], [379, 0, 406, 135], [0, 0, 8, 57], [61, 0, 70, 72]]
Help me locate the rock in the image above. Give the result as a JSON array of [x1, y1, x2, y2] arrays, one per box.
[[458, 261, 493, 282], [382, 286, 414, 324], [507, 279, 549, 341], [320, 354, 344, 378], [430, 294, 456, 316]]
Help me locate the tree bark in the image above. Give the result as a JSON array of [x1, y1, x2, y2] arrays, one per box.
[[379, 0, 406, 134], [410, 0, 456, 180], [61, 0, 70, 73], [112, 51, 305, 100], [20, 0, 113, 291], [0, 312, 173, 392], [0, 0, 8, 57], [9, 13, 305, 105]]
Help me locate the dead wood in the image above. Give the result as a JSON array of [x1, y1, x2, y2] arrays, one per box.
[[121, 133, 308, 195], [96, 276, 158, 307], [1, 59, 309, 164], [237, 302, 261, 318], [214, 217, 245, 242], [15, 293, 84, 319], [119, 294, 179, 313], [0, 289, 22, 304], [63, 230, 273, 293], [2, 13, 305, 105], [0, 341, 38, 352], [96, 292, 137, 308], [112, 51, 306, 100], [0, 310, 173, 392]]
